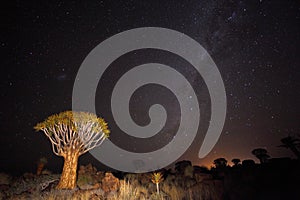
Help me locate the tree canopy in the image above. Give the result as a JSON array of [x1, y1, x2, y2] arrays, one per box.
[[34, 111, 110, 156]]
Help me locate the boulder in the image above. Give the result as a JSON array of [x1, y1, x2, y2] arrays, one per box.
[[101, 172, 120, 193]]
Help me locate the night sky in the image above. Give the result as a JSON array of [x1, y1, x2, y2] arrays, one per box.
[[1, 0, 299, 175]]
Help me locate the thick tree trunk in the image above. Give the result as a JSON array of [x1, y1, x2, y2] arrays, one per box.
[[56, 150, 79, 189]]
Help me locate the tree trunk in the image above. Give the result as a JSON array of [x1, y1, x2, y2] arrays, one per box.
[[56, 150, 79, 189], [156, 183, 159, 194], [36, 163, 44, 175]]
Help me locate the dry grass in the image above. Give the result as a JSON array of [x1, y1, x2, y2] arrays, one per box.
[[107, 180, 148, 200], [3, 164, 224, 200], [161, 182, 185, 200]]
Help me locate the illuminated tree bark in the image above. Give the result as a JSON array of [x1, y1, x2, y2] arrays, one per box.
[[34, 111, 110, 189], [56, 149, 79, 189]]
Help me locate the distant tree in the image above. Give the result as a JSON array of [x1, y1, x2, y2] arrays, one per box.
[[175, 160, 192, 174], [193, 165, 210, 173], [251, 148, 270, 164], [184, 165, 194, 178], [36, 157, 48, 175], [34, 111, 110, 189], [213, 158, 227, 168], [279, 136, 300, 159], [242, 159, 255, 167], [231, 158, 241, 167]]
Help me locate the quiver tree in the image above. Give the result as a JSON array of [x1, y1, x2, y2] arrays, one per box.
[[251, 148, 270, 164], [279, 136, 300, 159], [213, 157, 228, 168], [34, 111, 110, 189], [231, 158, 241, 167], [151, 172, 164, 195]]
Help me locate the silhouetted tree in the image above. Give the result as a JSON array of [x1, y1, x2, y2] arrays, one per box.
[[251, 148, 270, 164], [279, 136, 300, 159], [213, 158, 227, 168], [231, 158, 241, 167], [193, 165, 210, 173], [175, 160, 192, 174], [36, 157, 47, 176], [242, 159, 255, 167]]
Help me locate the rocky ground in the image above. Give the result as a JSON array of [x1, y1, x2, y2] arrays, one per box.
[[2, 159, 299, 200], [0, 163, 223, 200]]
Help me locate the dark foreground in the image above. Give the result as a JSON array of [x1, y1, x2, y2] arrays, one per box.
[[1, 158, 299, 200]]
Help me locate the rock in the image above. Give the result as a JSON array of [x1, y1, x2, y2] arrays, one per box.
[[77, 164, 104, 190], [41, 169, 52, 175], [78, 164, 97, 175], [72, 188, 104, 199], [101, 172, 120, 193], [77, 174, 95, 190]]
